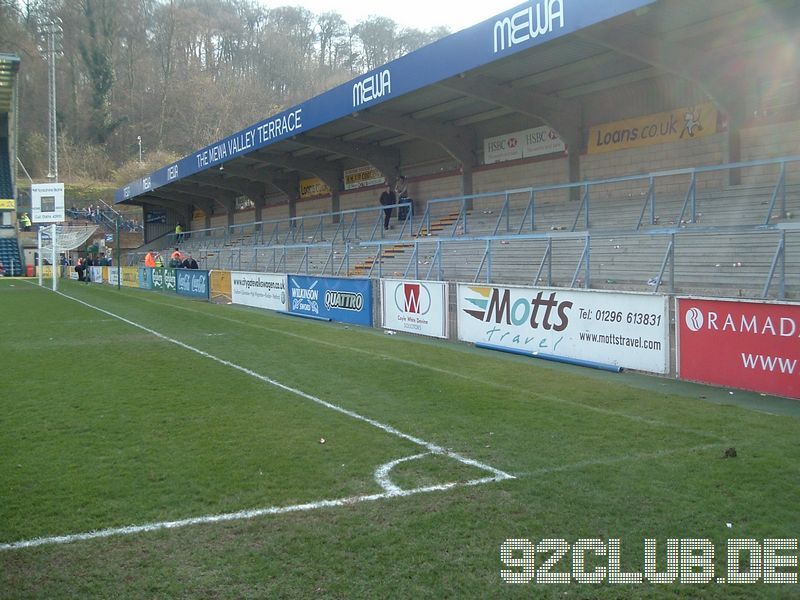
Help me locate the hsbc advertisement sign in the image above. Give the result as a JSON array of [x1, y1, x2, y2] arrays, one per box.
[[381, 279, 448, 339], [677, 297, 800, 399]]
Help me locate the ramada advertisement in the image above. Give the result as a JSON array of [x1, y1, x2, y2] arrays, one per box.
[[231, 272, 287, 312], [381, 279, 448, 339], [457, 284, 669, 373], [677, 297, 800, 399]]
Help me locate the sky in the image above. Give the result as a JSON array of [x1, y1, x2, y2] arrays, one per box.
[[264, 0, 525, 32]]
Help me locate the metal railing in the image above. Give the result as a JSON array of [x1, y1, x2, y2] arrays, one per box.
[[416, 155, 799, 237], [126, 155, 800, 299], [196, 223, 797, 300]]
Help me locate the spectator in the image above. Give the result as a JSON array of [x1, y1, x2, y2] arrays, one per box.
[[144, 249, 156, 268], [175, 223, 184, 243], [75, 258, 86, 282], [182, 253, 199, 269], [84, 255, 93, 282], [169, 247, 183, 268], [379, 182, 396, 231], [395, 176, 412, 222], [19, 212, 31, 232]]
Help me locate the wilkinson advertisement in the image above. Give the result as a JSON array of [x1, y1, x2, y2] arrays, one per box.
[[381, 279, 448, 339], [231, 272, 287, 312], [176, 269, 210, 299], [677, 297, 800, 399], [457, 284, 669, 373], [288, 275, 373, 326]]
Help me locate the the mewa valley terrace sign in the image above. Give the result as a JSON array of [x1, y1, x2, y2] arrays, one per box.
[[116, 0, 655, 203]]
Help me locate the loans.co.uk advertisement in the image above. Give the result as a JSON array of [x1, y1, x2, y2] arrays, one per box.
[[231, 272, 287, 312], [457, 284, 669, 373], [381, 278, 448, 339], [677, 297, 800, 399]]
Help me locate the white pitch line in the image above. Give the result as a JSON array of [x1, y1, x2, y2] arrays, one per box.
[[0, 288, 514, 551], [374, 453, 430, 494], [129, 291, 723, 441], [512, 443, 720, 478], [51, 289, 513, 481], [0, 475, 501, 552]]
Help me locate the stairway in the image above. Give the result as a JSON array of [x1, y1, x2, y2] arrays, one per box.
[[0, 237, 23, 276], [347, 211, 468, 276]]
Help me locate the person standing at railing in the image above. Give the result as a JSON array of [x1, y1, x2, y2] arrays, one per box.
[[379, 182, 396, 230], [395, 176, 412, 223], [175, 222, 184, 243], [19, 212, 31, 232]]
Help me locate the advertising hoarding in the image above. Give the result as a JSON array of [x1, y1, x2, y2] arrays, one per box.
[[288, 275, 373, 326], [138, 267, 153, 290], [176, 269, 210, 299], [587, 102, 718, 154], [677, 297, 800, 399], [344, 165, 384, 190], [31, 183, 65, 223], [381, 278, 448, 339], [457, 284, 669, 373], [483, 125, 565, 164], [152, 268, 177, 292], [231, 272, 287, 312]]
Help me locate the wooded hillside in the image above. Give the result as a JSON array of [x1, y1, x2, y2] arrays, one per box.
[[0, 0, 448, 183]]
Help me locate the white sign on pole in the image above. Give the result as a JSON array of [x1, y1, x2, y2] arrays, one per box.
[[381, 278, 448, 339], [31, 182, 66, 223], [457, 283, 669, 373], [231, 272, 288, 312], [483, 126, 566, 165]]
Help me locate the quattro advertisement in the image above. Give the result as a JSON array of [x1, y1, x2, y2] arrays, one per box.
[[677, 297, 800, 399], [231, 272, 287, 312], [288, 275, 373, 326], [176, 269, 210, 299], [381, 278, 448, 339], [457, 284, 669, 373]]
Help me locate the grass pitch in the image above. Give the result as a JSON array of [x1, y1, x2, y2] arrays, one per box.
[[1, 278, 798, 598]]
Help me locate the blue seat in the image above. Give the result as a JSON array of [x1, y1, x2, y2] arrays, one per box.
[[0, 238, 23, 275]]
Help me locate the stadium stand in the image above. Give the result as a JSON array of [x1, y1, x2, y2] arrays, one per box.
[[0, 237, 22, 276], [116, 2, 799, 301], [0, 138, 12, 201]]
